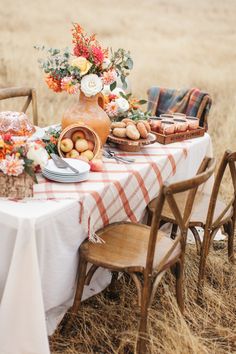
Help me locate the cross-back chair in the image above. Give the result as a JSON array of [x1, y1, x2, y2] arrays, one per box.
[[62, 157, 215, 353], [147, 150, 236, 297], [0, 87, 38, 126]]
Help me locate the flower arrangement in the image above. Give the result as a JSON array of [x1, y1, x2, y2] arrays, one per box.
[[0, 134, 49, 181], [102, 87, 150, 121], [35, 23, 133, 97]]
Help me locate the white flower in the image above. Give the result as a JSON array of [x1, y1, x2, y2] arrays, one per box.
[[111, 87, 126, 97], [101, 58, 111, 70], [80, 74, 103, 97], [102, 85, 111, 96], [115, 97, 130, 113], [27, 143, 49, 169]]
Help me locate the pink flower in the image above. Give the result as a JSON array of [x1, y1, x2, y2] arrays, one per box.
[[108, 93, 118, 101], [91, 46, 104, 65], [0, 155, 24, 176], [61, 77, 79, 94], [105, 101, 119, 117], [102, 70, 117, 85]]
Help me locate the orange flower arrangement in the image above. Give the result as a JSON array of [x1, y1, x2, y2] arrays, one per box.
[[35, 23, 133, 96]]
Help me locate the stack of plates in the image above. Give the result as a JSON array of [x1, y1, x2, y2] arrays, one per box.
[[42, 158, 90, 183]]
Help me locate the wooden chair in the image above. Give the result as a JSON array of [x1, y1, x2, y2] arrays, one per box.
[[62, 158, 215, 353], [0, 87, 38, 126], [147, 150, 236, 297]]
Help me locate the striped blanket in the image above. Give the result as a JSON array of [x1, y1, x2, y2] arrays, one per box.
[[147, 87, 212, 129]]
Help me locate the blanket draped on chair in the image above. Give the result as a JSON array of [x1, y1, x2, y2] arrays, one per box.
[[147, 87, 212, 129]]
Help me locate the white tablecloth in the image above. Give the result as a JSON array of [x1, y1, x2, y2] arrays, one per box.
[[0, 134, 212, 354]]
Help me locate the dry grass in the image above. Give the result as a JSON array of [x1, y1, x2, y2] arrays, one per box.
[[50, 244, 236, 354], [1, 0, 236, 352]]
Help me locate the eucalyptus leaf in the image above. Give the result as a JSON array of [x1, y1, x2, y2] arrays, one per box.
[[121, 75, 127, 90], [110, 81, 117, 91], [126, 58, 133, 69], [138, 100, 147, 105]]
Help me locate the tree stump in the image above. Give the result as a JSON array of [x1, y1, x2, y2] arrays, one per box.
[[0, 172, 34, 198]]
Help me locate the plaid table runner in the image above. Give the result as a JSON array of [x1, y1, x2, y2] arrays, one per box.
[[33, 142, 190, 241]]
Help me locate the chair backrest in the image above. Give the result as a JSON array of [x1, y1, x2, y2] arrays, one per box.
[[146, 157, 216, 274], [205, 150, 236, 230], [0, 87, 38, 126], [147, 87, 212, 130]]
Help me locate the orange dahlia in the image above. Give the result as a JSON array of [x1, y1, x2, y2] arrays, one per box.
[[45, 75, 62, 93]]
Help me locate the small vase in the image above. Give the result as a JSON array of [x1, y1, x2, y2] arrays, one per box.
[[61, 92, 111, 145]]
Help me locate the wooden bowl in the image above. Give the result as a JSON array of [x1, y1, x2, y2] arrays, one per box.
[[58, 123, 101, 160], [107, 133, 156, 152]]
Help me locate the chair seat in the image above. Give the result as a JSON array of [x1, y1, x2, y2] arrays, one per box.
[[80, 222, 181, 273], [148, 191, 233, 226]]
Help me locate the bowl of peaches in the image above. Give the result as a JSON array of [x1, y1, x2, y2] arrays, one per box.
[[58, 124, 101, 163]]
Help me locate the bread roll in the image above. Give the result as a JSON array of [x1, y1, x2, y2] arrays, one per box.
[[112, 127, 127, 138], [126, 121, 136, 127], [111, 122, 126, 129], [138, 120, 151, 133], [122, 118, 134, 125], [136, 122, 148, 139], [126, 125, 140, 140]]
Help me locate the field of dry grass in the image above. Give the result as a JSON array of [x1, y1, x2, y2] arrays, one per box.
[[1, 0, 236, 353]]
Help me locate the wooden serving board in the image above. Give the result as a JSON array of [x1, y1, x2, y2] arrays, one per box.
[[107, 133, 156, 152], [152, 127, 205, 145]]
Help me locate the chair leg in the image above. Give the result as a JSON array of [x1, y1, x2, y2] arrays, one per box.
[[147, 209, 153, 226], [175, 259, 184, 313], [136, 284, 151, 354], [61, 255, 88, 335], [105, 271, 120, 300], [170, 223, 178, 239], [197, 230, 211, 300], [190, 226, 202, 255], [226, 220, 235, 263]]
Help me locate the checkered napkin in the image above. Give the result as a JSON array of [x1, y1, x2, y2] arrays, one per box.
[[33, 143, 188, 242]]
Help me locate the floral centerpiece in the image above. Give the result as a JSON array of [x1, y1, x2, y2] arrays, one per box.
[[0, 134, 49, 181], [102, 87, 150, 121], [35, 23, 134, 145], [36, 23, 133, 96]]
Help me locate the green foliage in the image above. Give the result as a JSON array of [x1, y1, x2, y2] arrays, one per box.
[[110, 48, 133, 89], [34, 46, 72, 79], [42, 126, 61, 155]]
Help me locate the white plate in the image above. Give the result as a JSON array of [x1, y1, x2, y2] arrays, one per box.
[[44, 158, 90, 176], [42, 170, 89, 183]]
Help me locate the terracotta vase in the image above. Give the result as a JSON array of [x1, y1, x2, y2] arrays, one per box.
[[61, 92, 111, 145]]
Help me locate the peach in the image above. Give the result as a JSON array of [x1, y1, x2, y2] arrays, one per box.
[[60, 138, 73, 153], [75, 139, 89, 152], [89, 159, 103, 172], [71, 130, 86, 143], [66, 149, 80, 159], [81, 150, 94, 161], [87, 140, 95, 151]]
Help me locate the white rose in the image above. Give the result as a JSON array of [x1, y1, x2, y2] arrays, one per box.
[[80, 74, 103, 97], [115, 97, 130, 113], [102, 58, 111, 70], [111, 87, 126, 97], [27, 143, 49, 169]]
